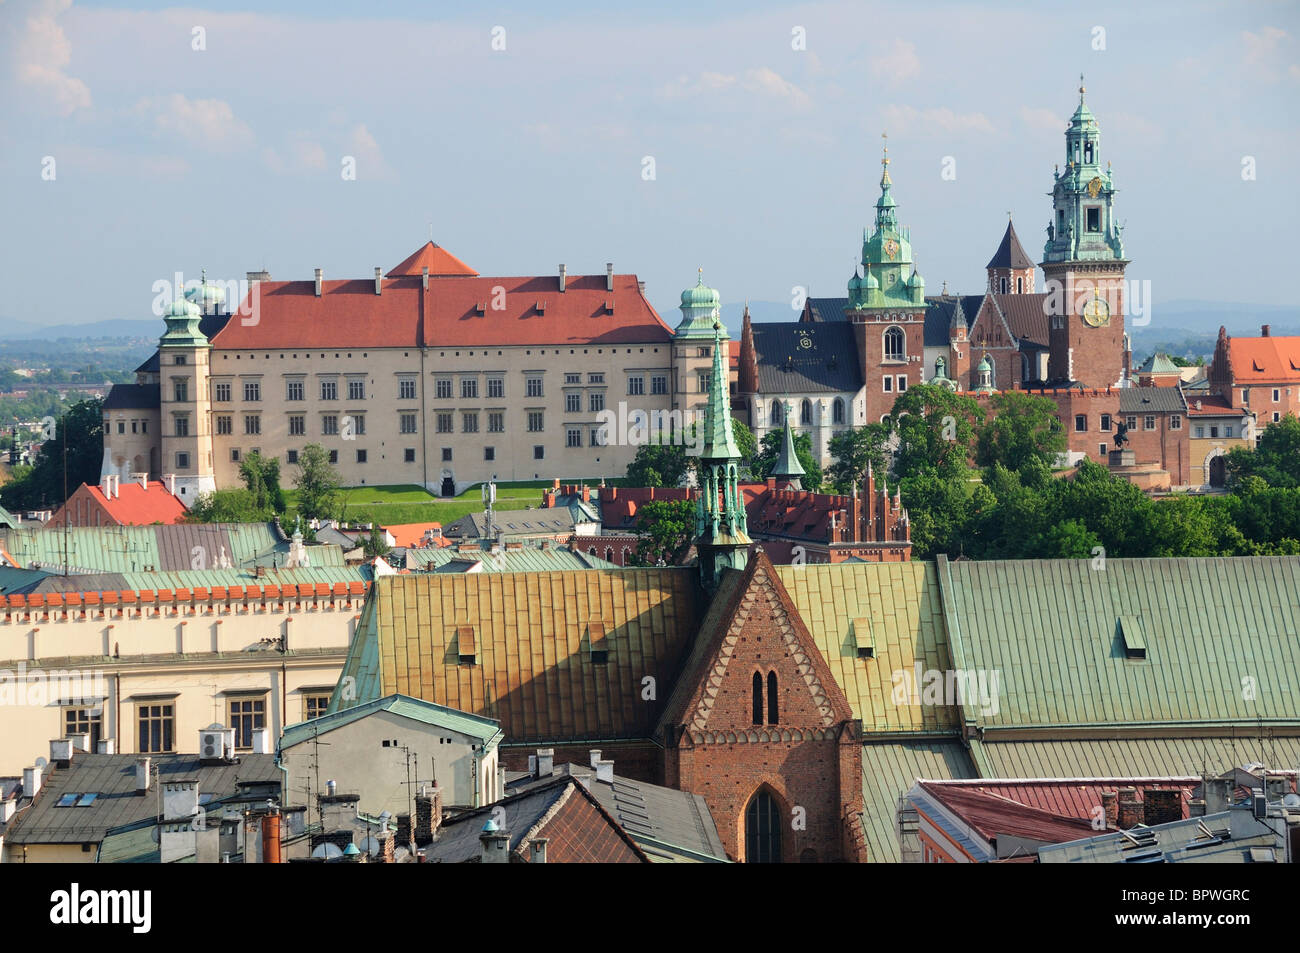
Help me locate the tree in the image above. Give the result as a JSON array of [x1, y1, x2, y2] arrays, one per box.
[[630, 498, 696, 566], [625, 438, 690, 488], [293, 443, 341, 522], [826, 423, 890, 494], [888, 384, 984, 483], [752, 429, 822, 490], [1225, 414, 1300, 488], [732, 420, 757, 479], [239, 451, 286, 515], [362, 523, 390, 558], [0, 398, 103, 511], [975, 391, 1066, 473], [186, 488, 273, 523]]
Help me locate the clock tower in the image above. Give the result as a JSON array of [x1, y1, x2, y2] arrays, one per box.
[[1043, 78, 1129, 388]]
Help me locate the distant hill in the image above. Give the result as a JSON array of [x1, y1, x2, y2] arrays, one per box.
[[0, 318, 162, 342]]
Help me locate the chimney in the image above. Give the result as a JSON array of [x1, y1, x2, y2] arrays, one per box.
[[374, 266, 382, 295], [480, 820, 510, 863], [581, 484, 590, 503], [527, 754, 537, 776], [97, 739, 115, 754], [67, 732, 90, 753], [135, 757, 151, 794], [135, 472, 148, 490], [50, 738, 73, 768], [164, 473, 177, 496], [314, 268, 323, 297], [414, 784, 442, 846], [1143, 788, 1184, 826], [246, 269, 271, 286], [1189, 798, 1206, 817], [1118, 798, 1142, 830], [637, 280, 645, 295], [1203, 776, 1234, 814], [22, 764, 43, 798], [536, 748, 554, 778], [606, 262, 614, 292], [395, 813, 411, 847], [100, 473, 111, 498], [529, 838, 549, 864], [250, 728, 270, 754], [589, 749, 603, 769], [1101, 790, 1118, 828], [558, 264, 567, 293], [595, 759, 614, 784], [422, 265, 429, 291], [326, 779, 337, 796]]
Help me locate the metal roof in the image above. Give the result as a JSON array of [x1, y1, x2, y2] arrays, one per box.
[[25, 565, 369, 595], [1038, 808, 1286, 863], [5, 752, 279, 845], [860, 740, 976, 862], [751, 322, 864, 394], [969, 736, 1300, 781], [938, 555, 1300, 729], [1119, 386, 1188, 414], [400, 544, 615, 573], [281, 693, 502, 750]]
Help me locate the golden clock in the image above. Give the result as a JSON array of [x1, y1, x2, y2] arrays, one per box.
[[1082, 292, 1110, 327], [884, 238, 899, 259], [1087, 176, 1102, 198]]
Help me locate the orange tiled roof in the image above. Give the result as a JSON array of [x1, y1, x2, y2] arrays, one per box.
[[85, 481, 188, 525], [384, 522, 444, 548], [1228, 335, 1300, 382], [385, 240, 479, 277], [1185, 393, 1246, 416]]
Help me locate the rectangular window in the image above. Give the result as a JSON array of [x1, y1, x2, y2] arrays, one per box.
[[403, 448, 415, 462], [231, 449, 241, 463], [138, 703, 175, 754], [534, 445, 545, 460], [1074, 414, 1087, 432], [399, 379, 417, 400], [1273, 389, 1281, 402], [289, 415, 305, 436], [441, 448, 452, 462], [1225, 424, 1234, 438], [884, 376, 893, 393], [304, 693, 331, 722], [175, 355, 187, 365], [527, 411, 544, 432], [567, 427, 582, 448], [214, 382, 231, 402], [1170, 415, 1181, 430], [897, 375, 908, 392], [117, 420, 125, 434], [131, 420, 138, 434], [526, 377, 544, 398], [1209, 426, 1220, 439], [356, 449, 367, 463], [436, 378, 453, 399], [348, 414, 365, 436], [173, 381, 188, 402], [228, 698, 265, 751], [1274, 412, 1282, 422], [1100, 444, 1108, 456], [244, 381, 261, 402], [590, 392, 605, 412], [1195, 425, 1205, 438], [287, 449, 298, 464], [565, 373, 582, 385], [348, 380, 365, 401], [320, 380, 338, 401], [328, 450, 338, 464], [698, 372, 711, 393], [1100, 414, 1112, 432], [488, 412, 505, 433], [588, 373, 605, 384], [1126, 415, 1137, 431], [1144, 415, 1156, 430], [592, 427, 604, 447], [176, 452, 190, 469], [628, 375, 645, 396], [461, 378, 478, 399], [1086, 207, 1100, 233], [174, 416, 189, 437], [286, 380, 304, 401], [484, 446, 495, 461], [487, 378, 504, 399], [399, 413, 417, 434], [463, 412, 479, 433], [566, 393, 581, 412], [64, 708, 102, 752], [141, 420, 147, 434], [322, 415, 338, 435], [244, 415, 261, 435], [437, 412, 454, 433], [651, 374, 667, 395]]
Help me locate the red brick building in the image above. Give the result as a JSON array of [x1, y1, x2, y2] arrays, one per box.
[[1208, 324, 1300, 432], [47, 474, 187, 529]]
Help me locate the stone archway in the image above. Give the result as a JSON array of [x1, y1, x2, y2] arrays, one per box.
[[1204, 448, 1228, 488]]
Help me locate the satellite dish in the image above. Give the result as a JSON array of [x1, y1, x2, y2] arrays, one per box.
[[150, 826, 160, 844], [1283, 794, 1300, 809], [359, 835, 380, 857], [206, 722, 226, 731], [311, 842, 343, 859]]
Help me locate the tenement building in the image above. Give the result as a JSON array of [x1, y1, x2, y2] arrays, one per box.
[[102, 246, 727, 499]]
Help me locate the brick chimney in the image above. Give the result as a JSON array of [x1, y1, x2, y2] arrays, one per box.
[[414, 783, 442, 846], [1143, 788, 1183, 826], [1118, 787, 1142, 829], [1101, 790, 1118, 828], [581, 484, 590, 503]]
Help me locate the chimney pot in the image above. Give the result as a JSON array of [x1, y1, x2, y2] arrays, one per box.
[[536, 748, 554, 778], [1262, 324, 1270, 337], [559, 264, 567, 293], [135, 757, 151, 794], [606, 262, 614, 292], [589, 749, 602, 769], [595, 759, 614, 784], [530, 838, 549, 863], [314, 268, 323, 297], [637, 280, 645, 295], [374, 267, 382, 295], [23, 764, 44, 797], [97, 738, 115, 754]]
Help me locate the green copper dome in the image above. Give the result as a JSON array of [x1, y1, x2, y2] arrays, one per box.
[[907, 268, 924, 289], [675, 269, 724, 340], [166, 297, 201, 319], [186, 277, 226, 310], [680, 271, 720, 309], [848, 270, 863, 294], [863, 267, 879, 289]]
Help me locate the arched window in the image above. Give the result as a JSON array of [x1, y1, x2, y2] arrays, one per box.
[[832, 397, 845, 424], [605, 547, 614, 562], [1016, 277, 1024, 294], [745, 790, 782, 863], [752, 672, 764, 725], [883, 326, 905, 362], [767, 671, 779, 725], [1000, 277, 1008, 294], [800, 399, 812, 425], [770, 401, 783, 426]]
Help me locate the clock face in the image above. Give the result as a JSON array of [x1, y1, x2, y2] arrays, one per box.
[[1087, 176, 1102, 198], [884, 239, 899, 259], [1082, 294, 1111, 327]]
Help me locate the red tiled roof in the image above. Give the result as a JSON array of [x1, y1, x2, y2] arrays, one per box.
[[598, 486, 696, 531], [929, 778, 1198, 825], [1185, 393, 1246, 416], [919, 781, 1097, 846], [384, 522, 444, 548], [84, 481, 188, 525], [215, 267, 672, 350], [1228, 335, 1300, 382], [386, 241, 479, 277]]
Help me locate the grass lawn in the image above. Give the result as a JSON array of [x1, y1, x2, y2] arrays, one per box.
[[282, 481, 559, 527]]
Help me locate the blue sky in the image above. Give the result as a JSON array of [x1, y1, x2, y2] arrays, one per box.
[[2, 0, 1297, 330]]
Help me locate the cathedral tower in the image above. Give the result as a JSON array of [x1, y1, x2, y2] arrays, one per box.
[[695, 318, 751, 592]]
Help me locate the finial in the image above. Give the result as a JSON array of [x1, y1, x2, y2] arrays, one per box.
[[200, 267, 206, 284], [1079, 73, 1085, 100], [697, 266, 704, 286], [881, 131, 889, 166]]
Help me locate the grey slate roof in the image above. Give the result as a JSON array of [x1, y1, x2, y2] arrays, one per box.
[[1038, 808, 1287, 864], [990, 293, 1052, 347], [5, 753, 279, 845], [803, 297, 850, 322], [442, 508, 583, 539], [420, 775, 578, 863], [752, 322, 863, 394], [1119, 387, 1188, 414], [506, 762, 728, 862], [986, 221, 1035, 269], [923, 296, 982, 347], [102, 383, 160, 410]]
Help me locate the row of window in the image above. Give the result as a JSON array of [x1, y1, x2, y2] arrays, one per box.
[[1073, 413, 1182, 433], [203, 372, 673, 404], [768, 397, 851, 426], [110, 418, 149, 435]]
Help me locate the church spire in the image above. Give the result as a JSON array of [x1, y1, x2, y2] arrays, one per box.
[[695, 315, 750, 591], [770, 402, 805, 489]]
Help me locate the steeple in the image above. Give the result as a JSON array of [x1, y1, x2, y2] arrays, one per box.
[[695, 318, 750, 592], [770, 402, 805, 489], [849, 133, 921, 310], [1043, 76, 1124, 264]]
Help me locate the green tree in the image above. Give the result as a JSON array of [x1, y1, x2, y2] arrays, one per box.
[[293, 443, 341, 523], [630, 498, 696, 566], [625, 438, 690, 488], [239, 451, 286, 515], [751, 428, 822, 490], [826, 423, 891, 494], [362, 523, 391, 558], [1029, 518, 1102, 558], [888, 384, 984, 482], [1225, 414, 1300, 488], [732, 420, 757, 478], [975, 391, 1066, 473], [0, 398, 103, 511], [186, 488, 273, 523]]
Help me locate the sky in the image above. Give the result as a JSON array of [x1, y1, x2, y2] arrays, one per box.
[[1, 0, 1298, 332]]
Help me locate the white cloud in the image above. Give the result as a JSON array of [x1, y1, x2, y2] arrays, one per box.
[[6, 0, 91, 115], [1242, 26, 1293, 81], [883, 104, 994, 136], [1106, 111, 1165, 146], [1019, 106, 1065, 134], [55, 144, 189, 178], [742, 68, 811, 109], [658, 68, 809, 109], [347, 123, 392, 180], [136, 94, 254, 151], [870, 39, 921, 86]]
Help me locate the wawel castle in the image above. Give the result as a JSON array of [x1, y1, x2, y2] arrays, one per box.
[[104, 84, 1293, 496]]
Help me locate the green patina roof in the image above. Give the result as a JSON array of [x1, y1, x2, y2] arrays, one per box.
[[0, 503, 19, 530], [675, 270, 723, 339], [861, 740, 976, 862], [160, 297, 209, 349], [697, 321, 740, 461], [1138, 352, 1181, 374], [770, 409, 805, 483], [938, 555, 1300, 731], [847, 143, 924, 310], [401, 544, 617, 573], [286, 692, 503, 750]]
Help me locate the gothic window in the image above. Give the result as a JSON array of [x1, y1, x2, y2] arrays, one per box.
[[832, 397, 845, 424], [767, 671, 779, 725], [745, 790, 782, 863], [771, 401, 783, 427], [1017, 277, 1024, 294], [883, 326, 905, 362], [752, 672, 764, 725], [800, 400, 812, 425], [1000, 277, 1008, 294]]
